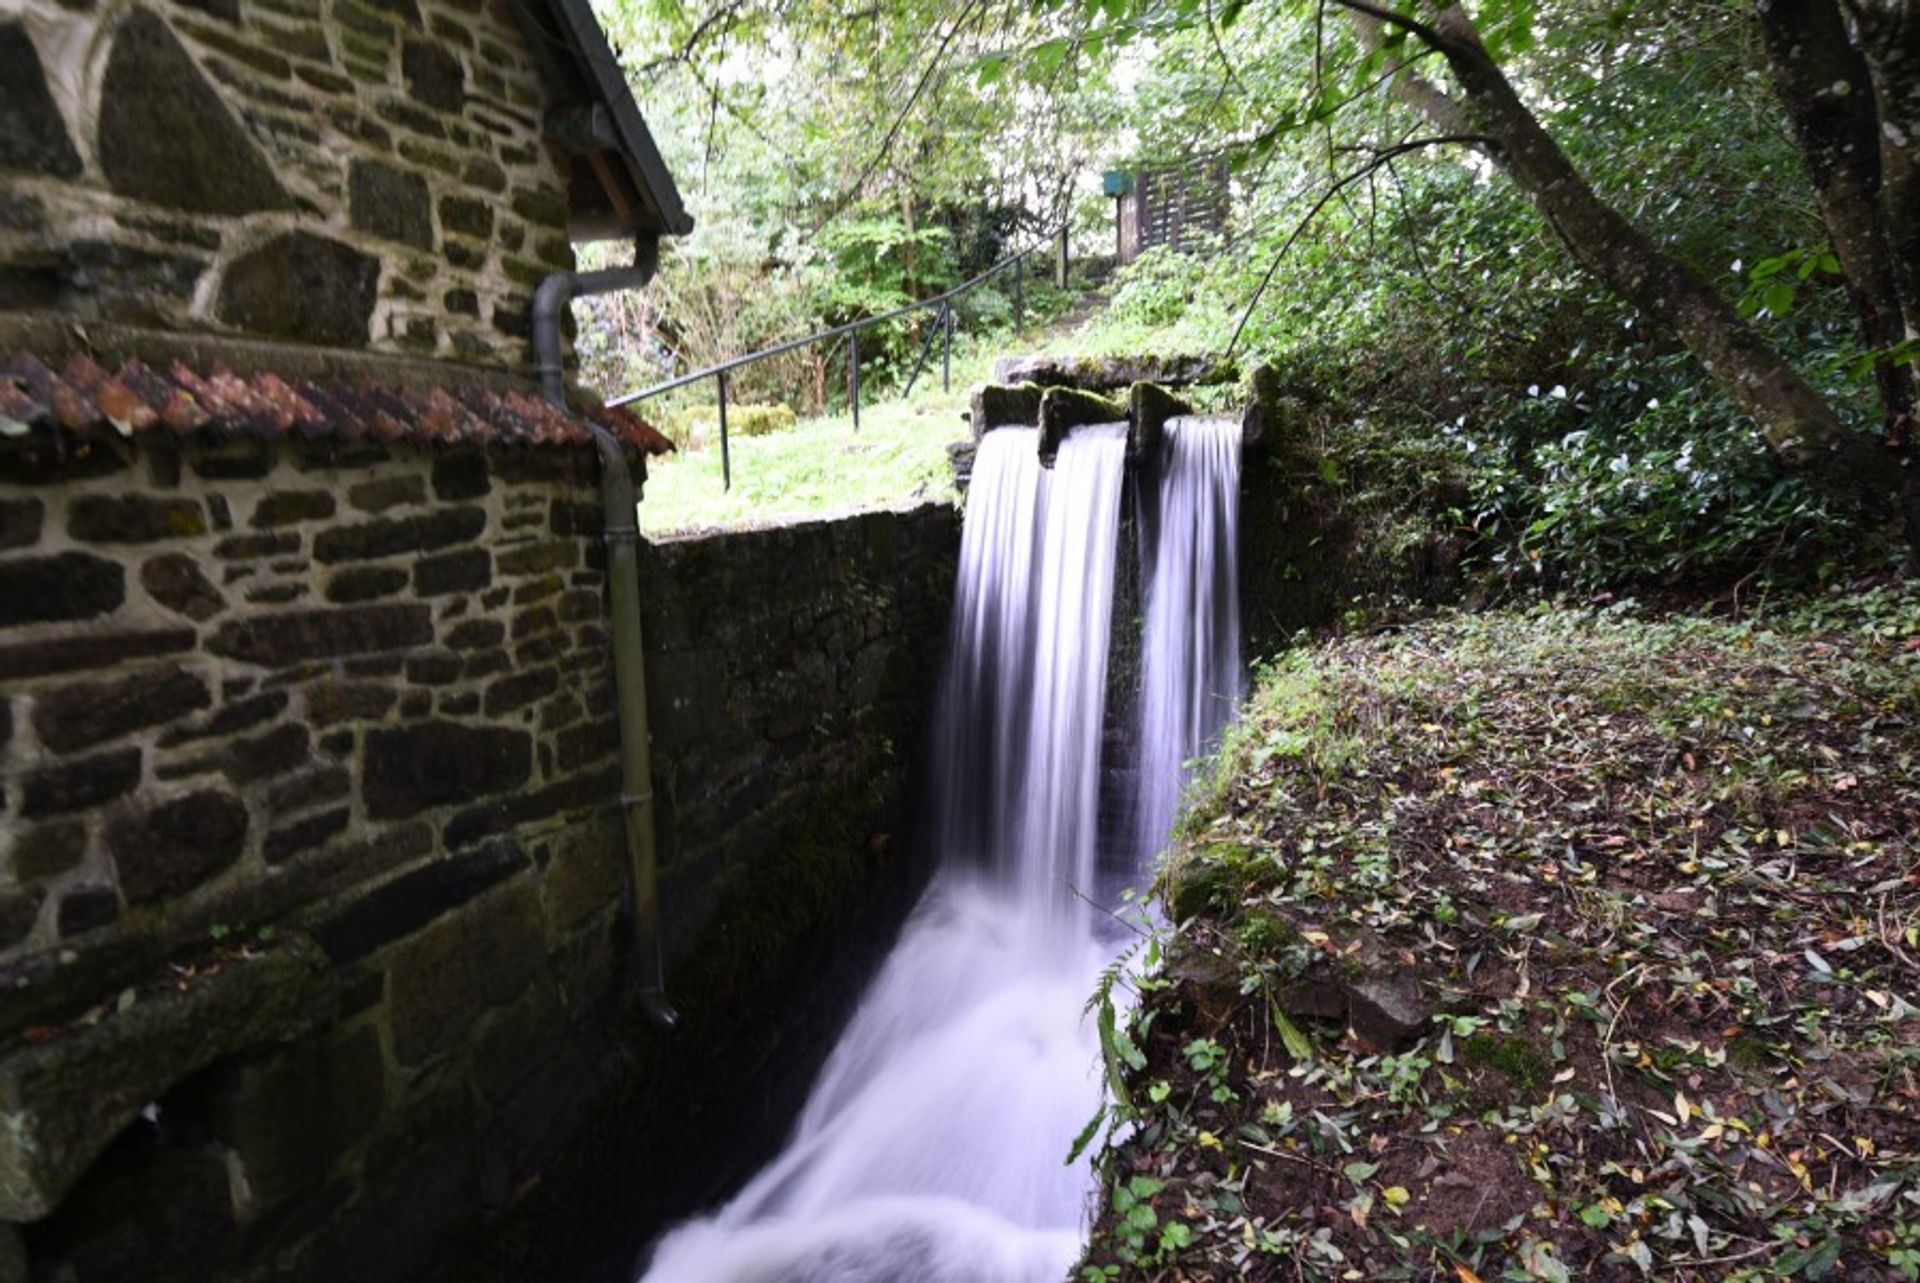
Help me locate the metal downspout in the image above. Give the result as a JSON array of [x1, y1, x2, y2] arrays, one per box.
[[535, 241, 678, 1029]]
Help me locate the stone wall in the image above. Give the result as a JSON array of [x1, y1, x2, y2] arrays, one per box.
[[0, 416, 960, 1281], [0, 0, 576, 369]]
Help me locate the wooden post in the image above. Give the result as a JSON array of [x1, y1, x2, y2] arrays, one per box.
[[1055, 225, 1069, 289]]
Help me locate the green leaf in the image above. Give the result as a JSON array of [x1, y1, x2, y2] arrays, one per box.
[[1269, 995, 1314, 1062], [1762, 281, 1796, 317], [1066, 1104, 1107, 1164], [1097, 994, 1136, 1112]]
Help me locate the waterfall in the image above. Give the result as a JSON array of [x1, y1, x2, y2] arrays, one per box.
[[1135, 417, 1242, 858], [637, 416, 1237, 1283]]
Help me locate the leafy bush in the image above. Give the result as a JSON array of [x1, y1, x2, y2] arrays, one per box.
[[661, 401, 798, 449]]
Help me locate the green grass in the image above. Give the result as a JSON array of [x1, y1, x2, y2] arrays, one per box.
[[633, 334, 1036, 539]]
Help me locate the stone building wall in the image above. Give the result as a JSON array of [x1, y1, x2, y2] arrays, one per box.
[[0, 0, 577, 369], [0, 415, 959, 1281]]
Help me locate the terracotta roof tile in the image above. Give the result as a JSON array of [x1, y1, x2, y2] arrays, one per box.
[[0, 352, 675, 456]]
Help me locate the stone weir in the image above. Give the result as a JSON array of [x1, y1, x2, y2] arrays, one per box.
[[955, 352, 1465, 666]]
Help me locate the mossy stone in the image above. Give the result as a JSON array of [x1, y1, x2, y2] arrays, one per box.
[[218, 231, 379, 347], [98, 9, 291, 215], [0, 25, 82, 178]]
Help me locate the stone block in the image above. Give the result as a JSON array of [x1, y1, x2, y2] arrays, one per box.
[[444, 618, 503, 650], [438, 195, 492, 240], [414, 547, 489, 596], [348, 157, 434, 250], [207, 603, 432, 666], [109, 789, 248, 901], [214, 531, 299, 560], [222, 722, 311, 783], [189, 437, 276, 480], [0, 935, 333, 1221], [495, 541, 576, 576], [265, 765, 351, 814], [213, 1027, 384, 1211], [250, 490, 336, 528], [401, 38, 463, 111], [159, 690, 289, 744], [0, 498, 42, 550], [312, 505, 485, 563], [0, 552, 125, 627], [56, 887, 119, 937], [140, 553, 227, 620], [480, 666, 556, 717], [387, 878, 545, 1066], [311, 837, 523, 965], [403, 652, 462, 685], [537, 818, 624, 934], [555, 716, 617, 771], [98, 9, 291, 215], [325, 564, 408, 603], [218, 231, 379, 348], [261, 806, 349, 864], [304, 679, 398, 725], [10, 821, 89, 881], [33, 665, 211, 752], [0, 629, 193, 682], [346, 475, 425, 513], [443, 765, 616, 849], [362, 720, 531, 819], [22, 748, 142, 818], [68, 494, 207, 543], [0, 24, 82, 178]]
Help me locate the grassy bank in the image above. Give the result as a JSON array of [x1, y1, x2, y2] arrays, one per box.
[[1082, 585, 1920, 1282]]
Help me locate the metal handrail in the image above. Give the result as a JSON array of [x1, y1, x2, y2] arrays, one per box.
[[607, 224, 1070, 490]]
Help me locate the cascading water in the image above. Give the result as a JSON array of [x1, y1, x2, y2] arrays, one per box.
[[638, 415, 1238, 1283], [1135, 417, 1243, 857]]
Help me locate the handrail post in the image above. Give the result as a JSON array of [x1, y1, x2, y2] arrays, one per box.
[[849, 328, 860, 432], [716, 370, 731, 492], [1056, 224, 1069, 289], [942, 304, 952, 392]]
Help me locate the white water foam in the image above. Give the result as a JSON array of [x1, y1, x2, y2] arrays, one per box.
[[638, 417, 1235, 1283]]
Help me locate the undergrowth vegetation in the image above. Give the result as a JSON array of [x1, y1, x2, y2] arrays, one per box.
[[1081, 584, 1920, 1282]]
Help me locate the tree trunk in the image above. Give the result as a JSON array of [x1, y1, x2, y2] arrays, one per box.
[[1342, 1, 1897, 517], [1759, 0, 1914, 431]]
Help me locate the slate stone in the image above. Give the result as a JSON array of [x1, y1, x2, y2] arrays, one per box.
[[0, 553, 125, 627], [98, 9, 290, 215], [481, 667, 556, 718], [23, 748, 142, 818], [68, 494, 207, 543], [215, 532, 300, 560], [58, 887, 120, 937], [443, 288, 480, 317], [555, 717, 617, 771], [437, 195, 491, 240], [251, 491, 336, 528], [266, 766, 350, 815], [223, 723, 311, 783], [430, 452, 488, 501], [160, 690, 289, 745], [362, 720, 530, 819], [140, 553, 226, 620], [346, 475, 425, 513], [401, 39, 463, 111], [109, 789, 248, 902], [0, 629, 193, 682], [444, 619, 503, 650], [262, 806, 350, 864], [0, 25, 82, 178], [325, 565, 408, 603], [348, 158, 434, 251], [312, 506, 485, 563], [413, 548, 489, 596], [443, 765, 615, 849], [495, 542, 576, 576], [219, 231, 379, 348], [305, 680, 397, 725], [0, 498, 43, 550], [387, 876, 543, 1066], [207, 603, 432, 666], [403, 653, 461, 685], [0, 889, 42, 951], [312, 838, 524, 964], [33, 665, 212, 752], [11, 822, 91, 882]]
